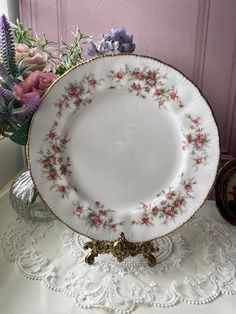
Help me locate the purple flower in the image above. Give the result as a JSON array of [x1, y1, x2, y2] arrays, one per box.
[[0, 84, 13, 103], [109, 26, 135, 53], [0, 15, 17, 77], [19, 95, 40, 122], [87, 35, 119, 56], [87, 26, 135, 56], [109, 27, 127, 41], [87, 41, 98, 56]]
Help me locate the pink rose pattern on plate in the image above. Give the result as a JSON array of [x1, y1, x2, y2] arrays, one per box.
[[132, 174, 196, 226], [182, 114, 209, 170], [109, 65, 184, 109], [39, 121, 72, 198], [74, 201, 124, 231], [54, 74, 104, 118], [37, 66, 210, 230]]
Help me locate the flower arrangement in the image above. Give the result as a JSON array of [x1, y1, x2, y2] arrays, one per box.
[[0, 15, 135, 145]]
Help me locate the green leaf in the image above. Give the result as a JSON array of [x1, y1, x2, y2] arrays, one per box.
[[16, 58, 34, 76], [10, 119, 31, 145], [12, 18, 36, 47], [0, 80, 14, 90], [0, 91, 6, 107]]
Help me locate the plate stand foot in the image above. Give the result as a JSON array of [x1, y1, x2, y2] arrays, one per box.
[[83, 232, 158, 267]]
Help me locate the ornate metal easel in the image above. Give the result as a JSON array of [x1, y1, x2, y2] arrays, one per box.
[[83, 232, 158, 267]]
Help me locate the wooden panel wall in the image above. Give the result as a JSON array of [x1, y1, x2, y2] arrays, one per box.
[[20, 0, 236, 161]]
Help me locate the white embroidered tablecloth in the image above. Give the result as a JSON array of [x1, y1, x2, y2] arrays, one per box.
[[0, 184, 236, 314]]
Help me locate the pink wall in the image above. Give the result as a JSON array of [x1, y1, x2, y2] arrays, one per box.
[[20, 0, 236, 161]]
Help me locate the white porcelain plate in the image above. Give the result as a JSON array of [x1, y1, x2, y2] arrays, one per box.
[[29, 54, 220, 241]]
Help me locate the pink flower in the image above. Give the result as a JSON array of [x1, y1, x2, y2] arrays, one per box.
[[115, 71, 124, 79], [158, 100, 165, 107], [76, 206, 83, 214], [15, 43, 29, 55], [167, 209, 175, 217], [132, 83, 141, 91], [149, 72, 157, 81], [59, 185, 66, 193], [192, 118, 199, 126], [13, 71, 57, 102], [142, 216, 150, 225], [134, 71, 144, 79], [74, 98, 82, 105], [195, 133, 206, 148], [169, 91, 177, 100], [67, 87, 78, 96], [175, 198, 184, 207], [49, 170, 57, 180], [111, 224, 117, 230], [53, 145, 61, 153], [195, 133, 206, 144], [195, 157, 202, 165], [146, 79, 155, 86], [48, 131, 56, 140], [187, 135, 193, 144], [15, 43, 48, 71], [89, 78, 97, 86], [99, 210, 107, 216], [91, 215, 102, 227], [166, 191, 174, 199], [42, 157, 54, 167], [155, 88, 163, 96], [184, 183, 192, 191], [60, 138, 68, 145], [152, 206, 159, 215], [60, 164, 68, 175]]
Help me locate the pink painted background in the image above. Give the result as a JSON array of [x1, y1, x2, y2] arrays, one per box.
[[20, 0, 236, 161]]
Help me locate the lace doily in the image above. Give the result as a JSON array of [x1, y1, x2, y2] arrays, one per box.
[[1, 214, 236, 313]]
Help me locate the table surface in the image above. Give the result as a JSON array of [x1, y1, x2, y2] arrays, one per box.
[[0, 182, 236, 314]]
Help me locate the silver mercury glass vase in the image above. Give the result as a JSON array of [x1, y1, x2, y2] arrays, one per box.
[[9, 170, 55, 222]]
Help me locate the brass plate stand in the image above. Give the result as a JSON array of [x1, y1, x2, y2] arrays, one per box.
[[83, 232, 158, 267]]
